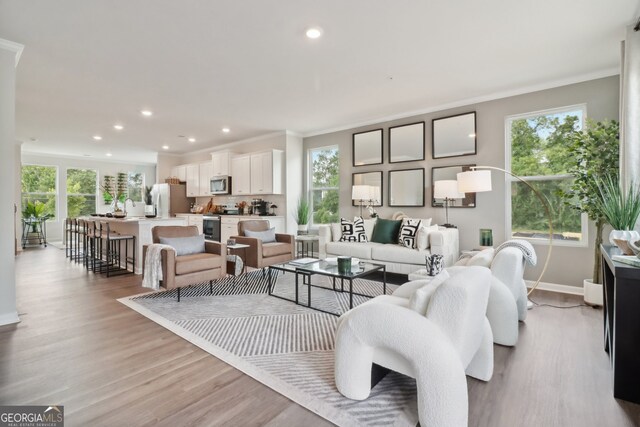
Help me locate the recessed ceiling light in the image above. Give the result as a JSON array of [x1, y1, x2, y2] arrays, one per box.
[[83, 154, 92, 157], [188, 137, 196, 143], [113, 124, 124, 130], [306, 27, 323, 39], [141, 110, 153, 117], [106, 153, 112, 157], [93, 135, 102, 141], [222, 127, 230, 133], [162, 145, 169, 150]]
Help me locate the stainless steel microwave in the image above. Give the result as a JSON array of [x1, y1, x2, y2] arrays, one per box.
[[210, 176, 231, 195]]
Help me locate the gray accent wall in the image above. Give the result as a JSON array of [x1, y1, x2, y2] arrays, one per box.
[[303, 76, 620, 287]]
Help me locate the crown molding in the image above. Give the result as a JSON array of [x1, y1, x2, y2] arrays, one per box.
[[182, 131, 287, 157], [21, 150, 157, 166], [0, 38, 24, 67], [302, 68, 619, 138]]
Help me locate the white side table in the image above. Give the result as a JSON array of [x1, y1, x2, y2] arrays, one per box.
[[227, 243, 250, 284]]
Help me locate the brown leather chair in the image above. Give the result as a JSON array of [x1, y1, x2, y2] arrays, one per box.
[[143, 226, 226, 301], [233, 220, 294, 269]]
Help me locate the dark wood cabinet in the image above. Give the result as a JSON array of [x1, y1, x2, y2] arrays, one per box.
[[601, 245, 640, 404]]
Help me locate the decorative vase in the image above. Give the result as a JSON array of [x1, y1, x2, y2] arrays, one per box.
[[609, 229, 640, 246], [297, 224, 309, 233], [144, 204, 157, 218], [583, 278, 603, 306]]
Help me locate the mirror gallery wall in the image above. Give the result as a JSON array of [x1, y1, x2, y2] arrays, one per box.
[[303, 75, 619, 288]]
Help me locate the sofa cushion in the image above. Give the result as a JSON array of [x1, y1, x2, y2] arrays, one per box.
[[371, 243, 431, 265], [325, 241, 373, 259], [262, 242, 291, 257], [340, 217, 367, 242], [399, 218, 422, 248], [244, 227, 277, 243], [371, 218, 402, 244], [408, 270, 450, 316], [467, 248, 495, 267], [363, 218, 377, 241], [416, 225, 439, 251], [331, 223, 342, 242], [159, 234, 205, 256], [175, 252, 223, 275]]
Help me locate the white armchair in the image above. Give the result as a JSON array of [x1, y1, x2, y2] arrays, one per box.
[[335, 266, 493, 427]]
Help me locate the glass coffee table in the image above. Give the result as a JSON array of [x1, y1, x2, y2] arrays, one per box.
[[267, 259, 387, 316]]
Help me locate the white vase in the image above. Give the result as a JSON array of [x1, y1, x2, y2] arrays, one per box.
[[297, 224, 309, 233], [609, 229, 640, 246], [583, 279, 603, 306]]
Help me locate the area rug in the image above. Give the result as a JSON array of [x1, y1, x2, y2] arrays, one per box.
[[119, 270, 419, 427]]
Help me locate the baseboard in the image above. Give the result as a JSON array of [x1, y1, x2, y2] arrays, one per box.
[[526, 280, 584, 296], [0, 311, 20, 326]]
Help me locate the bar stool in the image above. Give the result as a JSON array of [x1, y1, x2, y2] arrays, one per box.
[[73, 219, 87, 263], [84, 220, 101, 271], [65, 218, 75, 259], [100, 221, 136, 277]]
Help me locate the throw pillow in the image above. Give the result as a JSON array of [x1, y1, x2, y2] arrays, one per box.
[[398, 218, 422, 248], [244, 227, 277, 243], [330, 223, 342, 242], [340, 217, 367, 242], [467, 248, 495, 267], [158, 234, 205, 256], [416, 224, 439, 251], [363, 218, 377, 241], [371, 218, 402, 244], [408, 270, 450, 316]]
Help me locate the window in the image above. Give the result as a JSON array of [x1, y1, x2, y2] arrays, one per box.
[[21, 164, 58, 220], [309, 146, 339, 224], [127, 172, 144, 202], [507, 105, 587, 245], [67, 168, 97, 217]]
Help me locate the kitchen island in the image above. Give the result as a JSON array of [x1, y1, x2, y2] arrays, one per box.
[[83, 216, 187, 274]]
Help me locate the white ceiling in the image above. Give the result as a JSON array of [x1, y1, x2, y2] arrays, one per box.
[[0, 0, 638, 163]]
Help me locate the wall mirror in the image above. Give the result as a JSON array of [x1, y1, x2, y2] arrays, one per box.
[[432, 112, 477, 159], [353, 128, 383, 166], [352, 171, 383, 206], [431, 164, 476, 208], [389, 121, 425, 163], [388, 168, 425, 207]]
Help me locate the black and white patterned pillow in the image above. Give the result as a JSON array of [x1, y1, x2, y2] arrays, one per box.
[[340, 217, 368, 242], [399, 218, 422, 248]]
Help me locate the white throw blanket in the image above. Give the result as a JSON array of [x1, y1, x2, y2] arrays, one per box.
[[142, 244, 175, 290], [495, 239, 537, 266]]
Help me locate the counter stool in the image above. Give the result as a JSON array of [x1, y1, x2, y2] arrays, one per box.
[[73, 219, 87, 263], [65, 218, 75, 259], [84, 220, 103, 271], [100, 222, 136, 277]]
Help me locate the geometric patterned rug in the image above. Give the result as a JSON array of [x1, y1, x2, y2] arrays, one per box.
[[119, 270, 419, 427]]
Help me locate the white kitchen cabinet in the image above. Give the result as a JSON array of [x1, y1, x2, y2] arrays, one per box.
[[198, 161, 213, 196], [175, 214, 204, 235], [250, 150, 283, 195], [185, 164, 200, 197], [211, 151, 235, 177], [221, 217, 241, 243], [171, 165, 187, 182], [231, 154, 251, 195]]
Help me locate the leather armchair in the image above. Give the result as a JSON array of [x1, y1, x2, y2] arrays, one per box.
[[143, 226, 226, 300], [232, 220, 294, 268]]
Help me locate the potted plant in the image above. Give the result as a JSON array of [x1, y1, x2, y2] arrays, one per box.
[[143, 186, 156, 218], [294, 198, 311, 233], [560, 119, 619, 305], [22, 200, 52, 232], [594, 175, 640, 246]]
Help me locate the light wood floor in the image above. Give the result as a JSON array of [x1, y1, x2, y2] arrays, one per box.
[[1, 247, 639, 427]]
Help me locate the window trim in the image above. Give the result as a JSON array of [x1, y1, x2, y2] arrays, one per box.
[[66, 167, 98, 217], [308, 144, 339, 228], [126, 171, 145, 203], [504, 104, 588, 248], [21, 163, 59, 222]]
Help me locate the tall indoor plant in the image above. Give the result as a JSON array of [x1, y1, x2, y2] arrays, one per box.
[[294, 198, 311, 233], [594, 175, 640, 245], [560, 119, 619, 304]]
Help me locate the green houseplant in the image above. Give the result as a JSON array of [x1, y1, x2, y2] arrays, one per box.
[[22, 200, 53, 232], [294, 198, 311, 233], [594, 175, 640, 245], [560, 119, 619, 304]]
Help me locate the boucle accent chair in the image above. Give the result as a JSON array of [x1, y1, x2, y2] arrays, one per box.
[[335, 266, 493, 427], [233, 220, 294, 269]]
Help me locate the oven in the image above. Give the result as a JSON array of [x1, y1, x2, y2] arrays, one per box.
[[203, 215, 221, 241], [210, 176, 231, 195]]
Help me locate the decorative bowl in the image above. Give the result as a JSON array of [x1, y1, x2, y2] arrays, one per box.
[[324, 257, 360, 266]]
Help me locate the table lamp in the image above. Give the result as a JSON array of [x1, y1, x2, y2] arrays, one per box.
[[433, 180, 464, 228]]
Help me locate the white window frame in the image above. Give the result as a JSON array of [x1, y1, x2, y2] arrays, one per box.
[[308, 144, 339, 227], [505, 104, 588, 248], [127, 171, 145, 203], [66, 167, 98, 216], [21, 163, 59, 222]]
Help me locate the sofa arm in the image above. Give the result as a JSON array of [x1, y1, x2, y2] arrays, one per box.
[[430, 227, 459, 267], [318, 225, 332, 258], [205, 240, 225, 256], [233, 235, 261, 268], [275, 233, 294, 244]]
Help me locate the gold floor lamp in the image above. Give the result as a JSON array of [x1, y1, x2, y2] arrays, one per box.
[[457, 166, 553, 296]]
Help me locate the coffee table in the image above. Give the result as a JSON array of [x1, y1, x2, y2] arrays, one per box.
[[267, 259, 387, 316]]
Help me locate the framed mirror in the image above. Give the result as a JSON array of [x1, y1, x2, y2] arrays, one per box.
[[431, 164, 476, 208], [353, 128, 383, 166], [432, 112, 477, 159], [389, 121, 425, 163], [388, 168, 425, 207], [352, 171, 383, 207]]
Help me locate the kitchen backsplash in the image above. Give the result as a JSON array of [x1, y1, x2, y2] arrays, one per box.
[[194, 194, 286, 216]]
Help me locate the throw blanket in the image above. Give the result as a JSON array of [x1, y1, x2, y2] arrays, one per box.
[[495, 239, 537, 266], [142, 244, 175, 290]]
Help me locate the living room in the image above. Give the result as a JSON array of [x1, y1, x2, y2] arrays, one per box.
[[1, 1, 640, 426]]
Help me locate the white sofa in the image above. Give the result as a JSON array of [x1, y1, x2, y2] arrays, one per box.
[[318, 221, 459, 275]]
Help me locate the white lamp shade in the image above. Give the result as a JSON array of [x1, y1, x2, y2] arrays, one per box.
[[457, 170, 492, 193], [433, 180, 464, 199], [352, 185, 371, 200]]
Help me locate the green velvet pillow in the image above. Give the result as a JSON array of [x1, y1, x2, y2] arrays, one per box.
[[371, 219, 402, 244]]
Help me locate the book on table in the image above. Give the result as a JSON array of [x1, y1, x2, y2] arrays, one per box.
[[289, 257, 319, 266]]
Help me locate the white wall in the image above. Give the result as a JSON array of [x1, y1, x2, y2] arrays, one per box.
[[156, 152, 182, 184], [303, 76, 620, 287], [20, 152, 156, 242]]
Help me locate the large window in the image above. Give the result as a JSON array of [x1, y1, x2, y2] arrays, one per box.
[[507, 105, 586, 244], [127, 172, 144, 202], [67, 168, 97, 217], [309, 146, 339, 224], [21, 164, 58, 220]]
